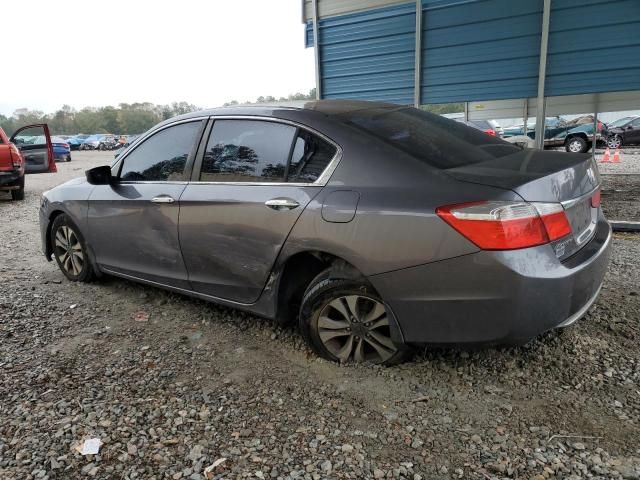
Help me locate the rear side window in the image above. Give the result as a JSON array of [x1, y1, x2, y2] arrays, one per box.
[[201, 120, 296, 182], [120, 121, 201, 181], [288, 130, 337, 183], [342, 107, 520, 169]]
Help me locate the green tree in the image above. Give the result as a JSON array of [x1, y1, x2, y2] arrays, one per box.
[[421, 103, 464, 115]]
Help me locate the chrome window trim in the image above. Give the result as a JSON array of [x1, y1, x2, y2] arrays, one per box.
[[111, 116, 210, 173], [194, 115, 343, 187]]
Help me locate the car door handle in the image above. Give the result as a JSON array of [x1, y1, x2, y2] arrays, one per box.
[[265, 198, 299, 210], [151, 196, 176, 204]]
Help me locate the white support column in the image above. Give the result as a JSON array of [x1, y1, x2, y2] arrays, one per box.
[[413, 0, 422, 107], [312, 0, 321, 100], [592, 110, 598, 161], [534, 0, 551, 150], [523, 98, 528, 135]]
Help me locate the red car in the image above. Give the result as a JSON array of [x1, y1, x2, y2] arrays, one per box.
[[0, 124, 55, 201]]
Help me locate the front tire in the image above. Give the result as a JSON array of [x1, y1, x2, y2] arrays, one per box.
[[607, 135, 622, 149], [51, 214, 95, 282], [565, 136, 588, 153], [299, 270, 409, 365]]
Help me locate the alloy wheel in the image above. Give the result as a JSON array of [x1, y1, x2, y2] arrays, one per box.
[[317, 295, 397, 363], [568, 139, 583, 153], [607, 135, 622, 149], [54, 225, 84, 276]]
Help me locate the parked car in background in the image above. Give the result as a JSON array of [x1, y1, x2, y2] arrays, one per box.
[[81, 134, 111, 150], [39, 101, 610, 365], [1, 124, 54, 200], [606, 116, 640, 148], [503, 116, 607, 153], [51, 137, 72, 162], [67, 134, 90, 150], [454, 119, 502, 137], [98, 135, 119, 150]]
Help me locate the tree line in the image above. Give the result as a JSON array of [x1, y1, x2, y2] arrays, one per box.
[[0, 89, 318, 137], [223, 88, 316, 107], [0, 102, 200, 137]]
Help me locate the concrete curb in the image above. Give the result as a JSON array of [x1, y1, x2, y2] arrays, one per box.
[[611, 220, 640, 232]]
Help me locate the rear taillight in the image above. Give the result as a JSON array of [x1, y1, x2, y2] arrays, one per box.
[[9, 144, 22, 168], [63, 143, 69, 149], [436, 201, 572, 250], [484, 129, 497, 136], [591, 189, 601, 208]]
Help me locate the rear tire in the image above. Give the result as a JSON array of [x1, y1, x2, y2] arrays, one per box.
[[51, 214, 95, 282], [607, 135, 622, 149], [299, 269, 410, 365], [565, 136, 588, 153], [11, 177, 25, 201]]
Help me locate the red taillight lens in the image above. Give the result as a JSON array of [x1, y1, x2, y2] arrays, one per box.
[[63, 143, 69, 149], [484, 129, 497, 136], [9, 144, 22, 168], [591, 189, 601, 208], [436, 201, 572, 250]]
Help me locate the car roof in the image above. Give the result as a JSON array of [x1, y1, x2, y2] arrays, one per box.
[[164, 100, 402, 126]]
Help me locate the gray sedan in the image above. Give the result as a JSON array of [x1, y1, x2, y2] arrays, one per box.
[[39, 101, 611, 365]]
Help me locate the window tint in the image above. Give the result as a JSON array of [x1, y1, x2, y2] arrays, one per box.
[[342, 107, 521, 169], [120, 121, 201, 181], [630, 118, 640, 128], [288, 130, 337, 183], [201, 120, 295, 182]]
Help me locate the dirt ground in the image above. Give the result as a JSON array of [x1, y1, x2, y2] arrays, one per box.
[[1, 151, 639, 480]]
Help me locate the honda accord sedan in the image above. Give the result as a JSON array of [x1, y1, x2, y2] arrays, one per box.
[[39, 100, 612, 365]]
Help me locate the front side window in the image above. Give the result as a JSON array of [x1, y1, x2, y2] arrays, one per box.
[[119, 121, 201, 181], [630, 118, 640, 128], [201, 120, 296, 182], [288, 130, 337, 183]]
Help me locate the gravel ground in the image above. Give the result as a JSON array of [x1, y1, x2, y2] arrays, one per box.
[[601, 175, 640, 221], [594, 148, 640, 176], [1, 151, 639, 480]]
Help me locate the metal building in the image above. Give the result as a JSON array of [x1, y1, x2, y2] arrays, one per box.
[[303, 0, 640, 147]]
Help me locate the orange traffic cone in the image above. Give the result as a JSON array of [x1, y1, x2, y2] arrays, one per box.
[[613, 148, 621, 163], [601, 148, 611, 163]]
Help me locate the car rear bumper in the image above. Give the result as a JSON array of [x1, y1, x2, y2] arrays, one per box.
[[0, 170, 23, 189], [369, 214, 612, 346]]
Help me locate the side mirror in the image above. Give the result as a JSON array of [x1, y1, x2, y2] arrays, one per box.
[[86, 165, 114, 185], [626, 125, 634, 130]]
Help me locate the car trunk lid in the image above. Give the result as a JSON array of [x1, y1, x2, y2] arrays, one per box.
[[445, 149, 600, 259]]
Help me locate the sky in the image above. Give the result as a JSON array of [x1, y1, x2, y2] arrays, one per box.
[[1, 0, 315, 116]]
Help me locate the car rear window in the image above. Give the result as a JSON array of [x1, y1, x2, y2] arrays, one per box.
[[342, 107, 520, 169]]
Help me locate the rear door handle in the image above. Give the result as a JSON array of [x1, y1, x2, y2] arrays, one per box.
[[265, 198, 299, 210], [151, 196, 175, 204]]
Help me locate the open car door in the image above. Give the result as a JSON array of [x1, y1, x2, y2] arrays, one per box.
[[10, 124, 56, 174]]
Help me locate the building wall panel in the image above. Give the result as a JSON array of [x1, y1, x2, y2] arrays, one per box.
[[314, 3, 417, 105], [304, 0, 640, 106], [421, 0, 543, 104], [545, 0, 640, 97]]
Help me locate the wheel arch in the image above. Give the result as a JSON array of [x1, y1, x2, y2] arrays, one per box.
[[45, 209, 66, 259], [565, 132, 589, 142], [45, 209, 101, 276], [273, 250, 367, 325]]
